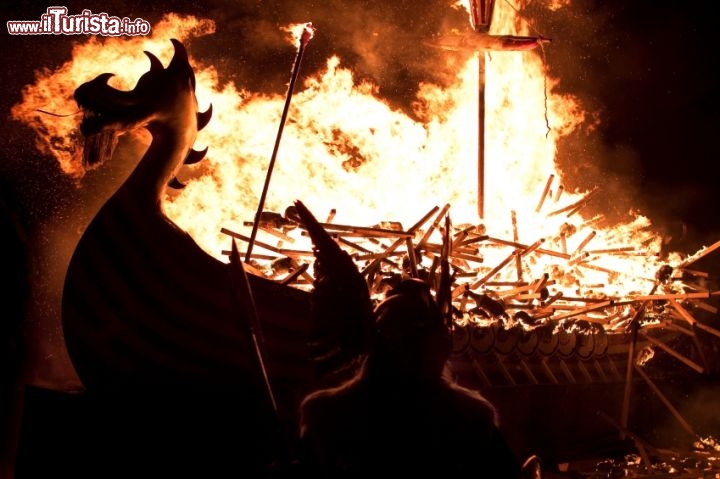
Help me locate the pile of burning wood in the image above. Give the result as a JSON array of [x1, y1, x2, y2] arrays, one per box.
[[220, 202, 720, 343]]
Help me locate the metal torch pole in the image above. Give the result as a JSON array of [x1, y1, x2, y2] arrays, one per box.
[[246, 23, 315, 262], [471, 0, 494, 220], [478, 54, 486, 220]]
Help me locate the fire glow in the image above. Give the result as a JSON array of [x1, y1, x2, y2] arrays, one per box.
[[11, 4, 716, 326]]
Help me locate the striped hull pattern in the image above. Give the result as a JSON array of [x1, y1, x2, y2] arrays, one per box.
[[61, 190, 318, 411]]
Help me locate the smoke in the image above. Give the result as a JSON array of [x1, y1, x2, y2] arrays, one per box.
[[191, 0, 472, 116], [528, 0, 720, 254]]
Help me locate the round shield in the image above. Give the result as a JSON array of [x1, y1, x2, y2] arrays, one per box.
[[537, 324, 559, 356], [517, 329, 539, 356], [470, 324, 495, 354], [494, 324, 520, 355], [557, 329, 577, 358]]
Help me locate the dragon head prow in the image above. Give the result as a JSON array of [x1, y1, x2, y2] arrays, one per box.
[[74, 39, 212, 175]]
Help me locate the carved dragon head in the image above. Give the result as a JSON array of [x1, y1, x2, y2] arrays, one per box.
[[74, 39, 212, 188]]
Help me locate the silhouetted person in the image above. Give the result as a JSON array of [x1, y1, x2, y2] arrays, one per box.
[[298, 278, 522, 477]]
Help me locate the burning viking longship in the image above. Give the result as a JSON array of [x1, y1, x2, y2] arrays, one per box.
[[4, 2, 716, 474], [48, 32, 720, 474]]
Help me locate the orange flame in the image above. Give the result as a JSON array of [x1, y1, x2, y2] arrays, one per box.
[[283, 22, 316, 47], [11, 14, 215, 178], [11, 7, 693, 300]]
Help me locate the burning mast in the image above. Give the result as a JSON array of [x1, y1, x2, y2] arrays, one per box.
[[429, 0, 550, 218]]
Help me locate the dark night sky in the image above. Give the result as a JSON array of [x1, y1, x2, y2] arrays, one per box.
[[1, 0, 720, 256]]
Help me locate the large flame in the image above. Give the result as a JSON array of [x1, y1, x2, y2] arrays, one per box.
[[11, 4, 695, 304]]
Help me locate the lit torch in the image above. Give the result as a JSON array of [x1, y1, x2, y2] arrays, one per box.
[[246, 22, 315, 262]]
